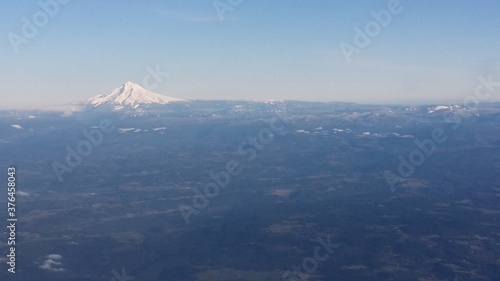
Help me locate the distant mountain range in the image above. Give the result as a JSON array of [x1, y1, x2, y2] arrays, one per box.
[[4, 81, 500, 118]]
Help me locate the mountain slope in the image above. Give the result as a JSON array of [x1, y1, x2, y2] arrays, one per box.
[[87, 82, 186, 108]]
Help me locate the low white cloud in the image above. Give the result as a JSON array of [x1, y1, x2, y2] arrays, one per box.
[[39, 254, 65, 272], [17, 190, 30, 197], [11, 124, 23, 129]]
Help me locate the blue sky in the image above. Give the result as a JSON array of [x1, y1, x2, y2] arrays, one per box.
[[1, 0, 499, 108]]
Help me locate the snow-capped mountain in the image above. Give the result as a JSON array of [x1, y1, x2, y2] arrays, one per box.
[[427, 105, 460, 114], [86, 81, 186, 108]]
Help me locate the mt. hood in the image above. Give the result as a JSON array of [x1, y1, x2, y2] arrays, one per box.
[[86, 82, 186, 108]]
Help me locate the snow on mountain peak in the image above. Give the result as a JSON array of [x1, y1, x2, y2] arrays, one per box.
[[427, 105, 460, 113], [87, 82, 186, 107]]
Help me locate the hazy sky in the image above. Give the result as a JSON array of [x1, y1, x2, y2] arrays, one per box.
[[1, 0, 499, 108]]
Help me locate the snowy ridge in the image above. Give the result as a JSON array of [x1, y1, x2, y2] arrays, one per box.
[[427, 105, 460, 113], [87, 81, 186, 107]]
